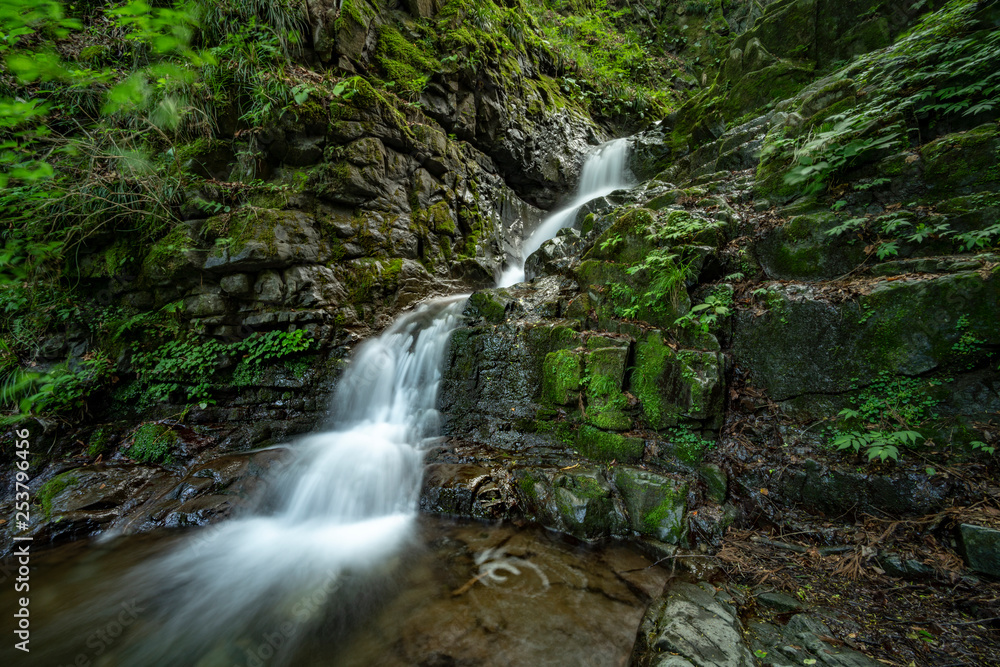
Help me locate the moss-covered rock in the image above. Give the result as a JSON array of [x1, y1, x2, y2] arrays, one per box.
[[542, 349, 583, 405], [613, 468, 689, 543], [633, 333, 724, 430], [576, 425, 644, 463], [585, 208, 656, 264], [126, 423, 178, 464], [733, 270, 1000, 402], [583, 346, 631, 430], [921, 124, 1000, 196], [515, 467, 628, 540], [757, 211, 867, 280], [36, 471, 81, 519]]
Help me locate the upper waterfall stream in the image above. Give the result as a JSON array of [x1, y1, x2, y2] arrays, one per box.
[[499, 138, 631, 287]]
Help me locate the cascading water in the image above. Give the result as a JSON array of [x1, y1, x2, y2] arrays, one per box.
[[498, 138, 631, 287], [62, 295, 468, 665]]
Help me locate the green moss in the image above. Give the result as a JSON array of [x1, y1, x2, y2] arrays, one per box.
[[126, 423, 178, 464], [417, 200, 456, 236], [921, 124, 1000, 195], [633, 333, 676, 429], [37, 472, 80, 519], [576, 424, 643, 462], [343, 258, 403, 304], [536, 419, 577, 446], [667, 426, 713, 465], [583, 346, 631, 430], [586, 208, 656, 264], [141, 225, 195, 282], [466, 290, 508, 323], [612, 468, 688, 543], [641, 485, 683, 536], [542, 349, 583, 405], [375, 24, 439, 96], [518, 472, 540, 501], [87, 427, 110, 458]]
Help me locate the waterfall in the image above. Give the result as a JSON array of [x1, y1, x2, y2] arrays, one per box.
[[106, 295, 468, 665], [498, 138, 631, 287]]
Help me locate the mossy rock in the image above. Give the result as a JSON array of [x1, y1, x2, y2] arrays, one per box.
[[542, 349, 583, 405], [465, 289, 511, 323], [718, 60, 814, 121], [140, 225, 200, 286], [583, 346, 631, 431], [585, 208, 656, 264], [633, 333, 724, 430], [576, 425, 644, 463], [732, 270, 1000, 403], [516, 467, 628, 540], [575, 260, 691, 330], [613, 468, 688, 544], [920, 124, 1000, 196], [126, 423, 178, 464], [550, 469, 627, 538], [757, 211, 867, 280], [202, 208, 321, 272], [699, 463, 728, 504], [36, 471, 81, 519]]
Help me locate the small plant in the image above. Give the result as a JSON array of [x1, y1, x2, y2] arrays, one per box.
[[828, 371, 943, 462], [666, 427, 715, 464], [126, 423, 178, 464], [674, 290, 732, 334], [831, 421, 921, 462], [132, 329, 312, 408], [971, 440, 996, 456], [950, 315, 989, 369]]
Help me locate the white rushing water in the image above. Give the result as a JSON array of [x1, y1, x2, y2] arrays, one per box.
[[108, 295, 468, 665], [498, 138, 631, 287]]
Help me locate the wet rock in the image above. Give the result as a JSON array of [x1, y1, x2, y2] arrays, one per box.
[[699, 463, 728, 504], [633, 331, 725, 430], [756, 591, 805, 613], [184, 291, 227, 317], [958, 524, 1000, 577], [631, 581, 754, 667], [748, 614, 881, 667], [283, 265, 346, 308], [420, 463, 496, 519], [732, 272, 1000, 404], [757, 212, 867, 280], [517, 466, 630, 540], [525, 228, 587, 281], [877, 552, 937, 580], [613, 469, 688, 544], [202, 210, 322, 273], [254, 270, 286, 303], [742, 458, 951, 518], [219, 273, 252, 296]]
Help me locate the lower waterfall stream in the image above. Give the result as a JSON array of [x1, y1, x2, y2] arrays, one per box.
[[4, 288, 665, 666]]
